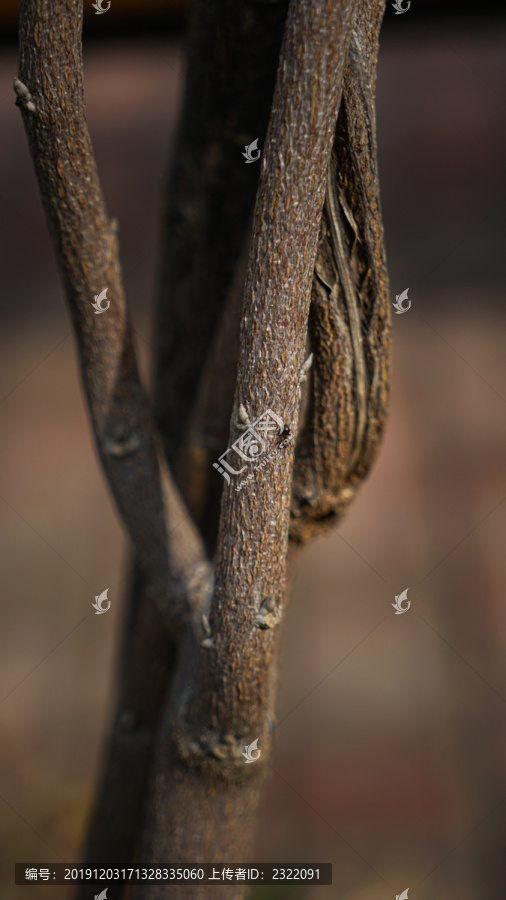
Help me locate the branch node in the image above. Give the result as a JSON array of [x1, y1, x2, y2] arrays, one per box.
[[175, 729, 269, 773], [255, 596, 281, 629], [103, 432, 142, 458], [299, 352, 313, 383], [200, 612, 215, 647], [13, 78, 36, 114], [236, 403, 252, 432]]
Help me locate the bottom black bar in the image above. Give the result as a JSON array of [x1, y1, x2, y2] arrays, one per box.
[[16, 863, 332, 885]]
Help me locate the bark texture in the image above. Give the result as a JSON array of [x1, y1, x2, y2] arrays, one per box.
[[16, 0, 209, 631], [179, 0, 392, 551], [77, 0, 294, 880], [16, 1, 210, 886], [290, 0, 391, 541], [16, 0, 392, 896], [134, 0, 361, 893], [153, 0, 292, 475]]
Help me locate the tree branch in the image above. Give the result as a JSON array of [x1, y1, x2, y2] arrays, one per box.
[[17, 0, 390, 886], [16, 0, 210, 638], [208, 0, 360, 737], [153, 0, 292, 471], [74, 0, 292, 878], [178, 226, 252, 550], [135, 0, 360, 887], [174, 0, 392, 554], [75, 566, 177, 888], [291, 0, 391, 541]]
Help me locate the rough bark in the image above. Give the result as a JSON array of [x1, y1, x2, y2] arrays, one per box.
[[78, 0, 293, 881], [178, 0, 391, 551], [153, 0, 292, 475], [16, 1, 210, 888], [74, 566, 177, 884], [134, 0, 360, 894], [290, 0, 391, 541], [16, 0, 210, 633], [16, 0, 391, 895]]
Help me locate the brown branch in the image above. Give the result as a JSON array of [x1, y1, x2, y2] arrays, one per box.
[[174, 0, 392, 555], [153, 0, 292, 471], [290, 0, 392, 542], [177, 226, 252, 550], [17, 0, 390, 886], [16, 0, 210, 638], [75, 567, 177, 886], [16, 5, 215, 885], [134, 0, 360, 888], [74, 0, 293, 878], [207, 0, 360, 737]]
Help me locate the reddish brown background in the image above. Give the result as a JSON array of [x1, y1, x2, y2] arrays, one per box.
[[0, 5, 505, 900]]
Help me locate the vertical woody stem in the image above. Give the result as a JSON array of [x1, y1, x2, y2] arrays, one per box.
[[135, 0, 359, 893]]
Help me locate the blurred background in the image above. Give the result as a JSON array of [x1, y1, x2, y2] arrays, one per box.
[[1, 2, 505, 899]]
